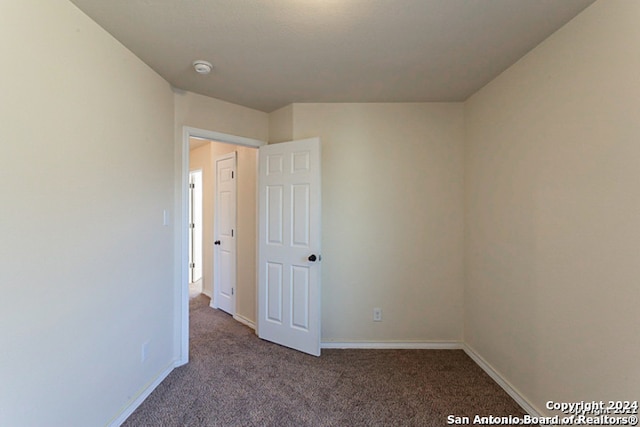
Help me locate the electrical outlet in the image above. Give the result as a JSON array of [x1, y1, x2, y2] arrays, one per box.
[[373, 308, 382, 322]]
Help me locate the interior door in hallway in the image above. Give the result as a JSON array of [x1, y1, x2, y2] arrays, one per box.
[[258, 138, 322, 356], [214, 151, 237, 315]]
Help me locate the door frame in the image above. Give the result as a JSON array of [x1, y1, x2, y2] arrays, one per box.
[[178, 126, 265, 366], [188, 169, 203, 286]]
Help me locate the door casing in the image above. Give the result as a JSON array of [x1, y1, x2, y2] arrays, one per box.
[[188, 169, 203, 285]]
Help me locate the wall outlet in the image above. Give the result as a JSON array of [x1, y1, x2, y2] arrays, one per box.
[[141, 340, 150, 363], [373, 308, 382, 322]]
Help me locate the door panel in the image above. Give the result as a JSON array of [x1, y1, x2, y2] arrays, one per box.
[[291, 266, 310, 330], [266, 262, 283, 323], [292, 184, 310, 247], [220, 249, 233, 298], [266, 186, 283, 244], [258, 138, 321, 356]]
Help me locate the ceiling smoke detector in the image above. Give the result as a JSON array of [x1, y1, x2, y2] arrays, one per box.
[[193, 60, 213, 74]]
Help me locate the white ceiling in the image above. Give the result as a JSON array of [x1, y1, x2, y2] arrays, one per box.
[[69, 0, 595, 113]]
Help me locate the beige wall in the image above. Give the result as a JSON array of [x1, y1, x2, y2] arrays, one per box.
[[291, 103, 465, 343], [465, 0, 640, 414], [268, 104, 294, 143], [235, 146, 258, 323], [0, 0, 175, 426], [181, 99, 465, 343], [175, 91, 269, 142], [190, 140, 258, 323]]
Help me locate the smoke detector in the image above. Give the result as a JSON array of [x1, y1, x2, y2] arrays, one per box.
[[193, 60, 213, 74]]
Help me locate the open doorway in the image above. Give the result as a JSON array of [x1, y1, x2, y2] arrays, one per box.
[[188, 136, 259, 319], [179, 127, 265, 365], [179, 128, 324, 362]]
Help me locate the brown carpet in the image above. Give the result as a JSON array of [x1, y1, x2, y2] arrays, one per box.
[[123, 295, 526, 426]]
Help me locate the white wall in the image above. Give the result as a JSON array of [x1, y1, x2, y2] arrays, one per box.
[[465, 0, 640, 414], [291, 103, 465, 343], [0, 1, 175, 426]]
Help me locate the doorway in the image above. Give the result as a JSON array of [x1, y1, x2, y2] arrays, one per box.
[[179, 128, 325, 363], [181, 128, 263, 364]]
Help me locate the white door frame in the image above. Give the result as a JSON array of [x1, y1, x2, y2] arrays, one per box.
[[188, 169, 203, 286], [178, 126, 265, 366]]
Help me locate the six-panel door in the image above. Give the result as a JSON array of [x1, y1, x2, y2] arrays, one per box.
[[258, 138, 321, 356]]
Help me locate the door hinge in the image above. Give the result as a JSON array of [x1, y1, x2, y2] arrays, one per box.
[[189, 262, 195, 268], [189, 223, 195, 229], [231, 171, 234, 179], [189, 183, 195, 189], [231, 229, 234, 237], [231, 288, 234, 296]]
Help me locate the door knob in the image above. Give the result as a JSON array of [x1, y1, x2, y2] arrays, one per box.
[[214, 240, 221, 245], [308, 254, 318, 262]]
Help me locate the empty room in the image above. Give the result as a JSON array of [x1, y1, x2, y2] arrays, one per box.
[[1, 1, 638, 426]]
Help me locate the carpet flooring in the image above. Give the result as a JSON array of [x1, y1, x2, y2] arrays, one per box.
[[122, 295, 526, 426]]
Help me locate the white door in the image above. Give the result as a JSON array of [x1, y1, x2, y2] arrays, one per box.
[[258, 138, 321, 356], [214, 152, 237, 315]]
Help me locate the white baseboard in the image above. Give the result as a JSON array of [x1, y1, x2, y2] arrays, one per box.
[[463, 344, 543, 418], [321, 341, 462, 350], [108, 363, 174, 427], [233, 313, 256, 330]]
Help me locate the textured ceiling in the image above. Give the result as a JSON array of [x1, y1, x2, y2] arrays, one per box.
[[68, 0, 595, 112]]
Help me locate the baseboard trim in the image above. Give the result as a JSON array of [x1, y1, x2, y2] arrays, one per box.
[[463, 344, 543, 418], [233, 313, 256, 330], [321, 341, 462, 350], [108, 363, 174, 427]]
